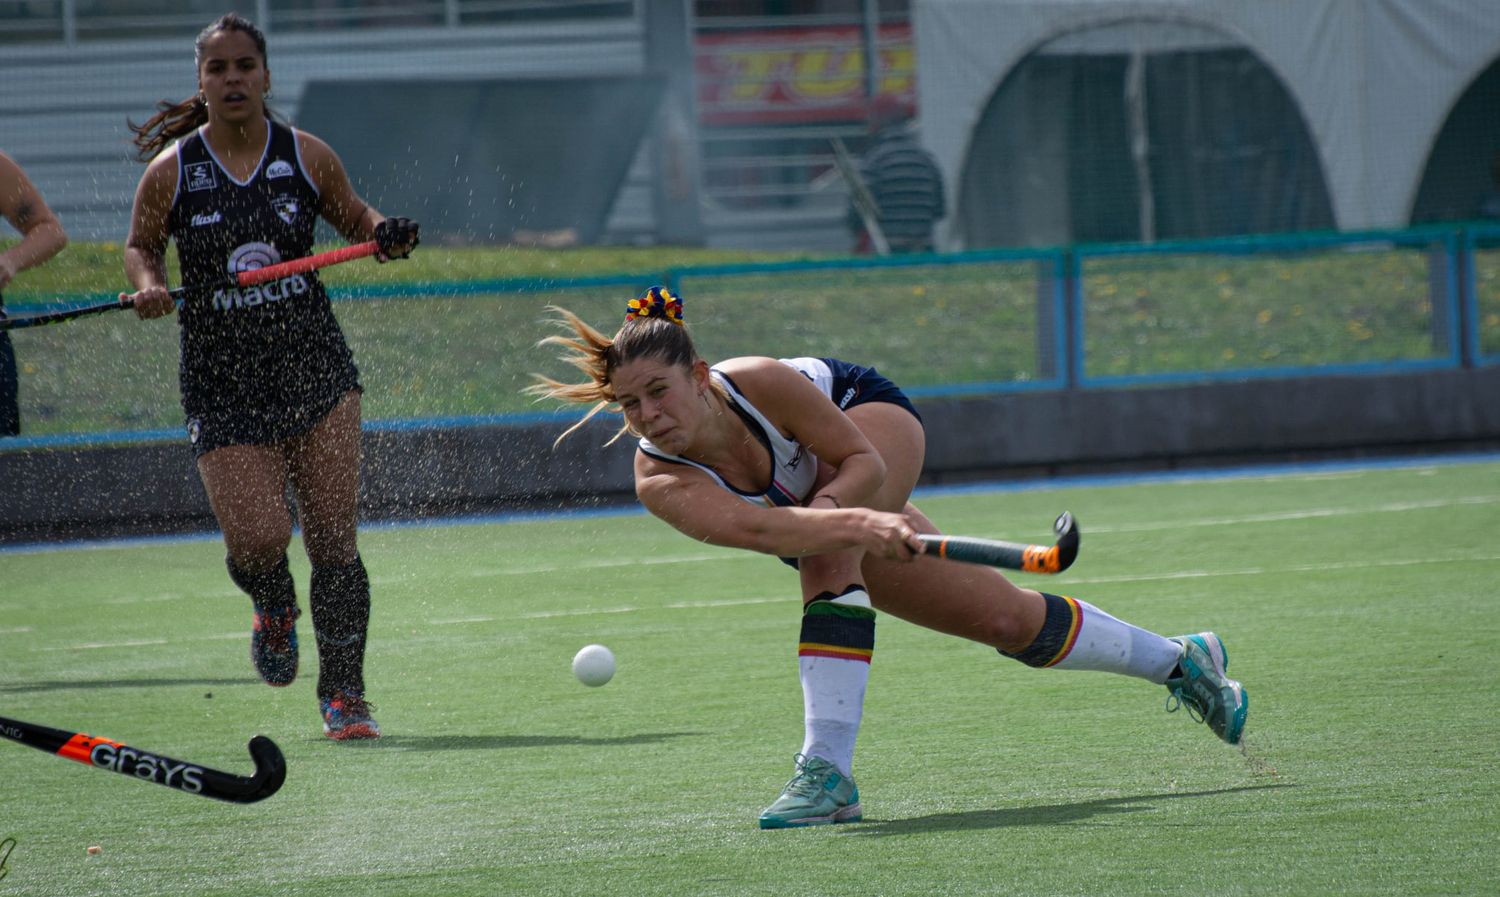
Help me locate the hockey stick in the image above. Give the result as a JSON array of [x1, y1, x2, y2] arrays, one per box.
[[919, 512, 1080, 574], [0, 240, 380, 331], [0, 714, 286, 804]]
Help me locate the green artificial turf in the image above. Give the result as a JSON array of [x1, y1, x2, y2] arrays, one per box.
[[2, 458, 1497, 896]]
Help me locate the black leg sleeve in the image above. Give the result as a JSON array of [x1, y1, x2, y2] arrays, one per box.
[[310, 556, 371, 699], [226, 553, 296, 611]]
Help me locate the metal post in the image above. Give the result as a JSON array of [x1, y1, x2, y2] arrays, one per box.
[[1125, 48, 1155, 244], [1036, 258, 1058, 382], [62, 0, 76, 47], [861, 0, 880, 103], [644, 0, 705, 246]]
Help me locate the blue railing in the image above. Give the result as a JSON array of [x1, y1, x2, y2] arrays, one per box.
[[3, 224, 1494, 452]]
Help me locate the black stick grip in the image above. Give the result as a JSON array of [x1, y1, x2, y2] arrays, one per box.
[[919, 512, 1080, 574]]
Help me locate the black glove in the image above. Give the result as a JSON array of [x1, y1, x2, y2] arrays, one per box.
[[374, 216, 420, 260]]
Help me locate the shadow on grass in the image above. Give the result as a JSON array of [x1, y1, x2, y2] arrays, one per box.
[[845, 783, 1294, 837], [0, 677, 259, 694], [333, 732, 705, 751]]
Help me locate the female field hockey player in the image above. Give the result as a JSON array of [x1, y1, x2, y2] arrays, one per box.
[[0, 150, 69, 436], [119, 13, 420, 739], [531, 287, 1249, 829]]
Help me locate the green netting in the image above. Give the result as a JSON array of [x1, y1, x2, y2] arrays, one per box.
[[1474, 244, 1500, 359], [1078, 238, 1455, 379], [7, 231, 1484, 439], [673, 259, 1053, 391], [14, 285, 639, 435]]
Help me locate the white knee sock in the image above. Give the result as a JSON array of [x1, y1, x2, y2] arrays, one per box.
[[798, 588, 875, 776], [1049, 598, 1183, 683]]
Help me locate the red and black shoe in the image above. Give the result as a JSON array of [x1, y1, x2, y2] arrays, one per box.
[[320, 689, 380, 740], [250, 605, 300, 687]]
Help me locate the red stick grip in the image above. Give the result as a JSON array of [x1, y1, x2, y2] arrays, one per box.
[[235, 241, 379, 287]]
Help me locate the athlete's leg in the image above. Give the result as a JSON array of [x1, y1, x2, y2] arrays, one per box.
[[847, 404, 1245, 742], [770, 402, 919, 808], [858, 402, 1182, 681], [762, 551, 873, 827], [198, 442, 300, 685], [286, 390, 377, 737], [199, 442, 295, 568], [286, 390, 362, 567]]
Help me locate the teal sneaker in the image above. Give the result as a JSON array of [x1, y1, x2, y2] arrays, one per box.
[[758, 754, 862, 829], [1165, 632, 1248, 745]]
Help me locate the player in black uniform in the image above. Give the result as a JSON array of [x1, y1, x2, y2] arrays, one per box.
[[0, 150, 70, 436], [120, 13, 419, 739]]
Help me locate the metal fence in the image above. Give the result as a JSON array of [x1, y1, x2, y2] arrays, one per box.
[[3, 224, 1494, 451]]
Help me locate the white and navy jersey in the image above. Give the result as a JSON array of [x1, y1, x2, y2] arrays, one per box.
[[636, 356, 920, 509], [167, 119, 357, 428]]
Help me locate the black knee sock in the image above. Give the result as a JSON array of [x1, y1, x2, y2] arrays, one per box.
[[226, 554, 296, 612], [311, 556, 371, 699], [999, 592, 1081, 668]]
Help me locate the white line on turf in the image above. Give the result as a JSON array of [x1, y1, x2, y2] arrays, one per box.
[[425, 597, 784, 626], [16, 550, 1497, 644], [520, 606, 642, 620], [47, 638, 170, 650], [413, 494, 1499, 583], [1085, 495, 1500, 534], [665, 597, 784, 610], [464, 551, 737, 578], [35, 632, 244, 651], [1063, 554, 1500, 585]]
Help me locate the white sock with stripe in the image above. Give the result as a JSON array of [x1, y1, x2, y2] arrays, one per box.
[[797, 587, 875, 777], [1050, 598, 1183, 683]]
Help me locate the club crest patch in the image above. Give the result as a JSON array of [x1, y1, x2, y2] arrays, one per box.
[[186, 418, 201, 444], [185, 161, 217, 192], [272, 194, 300, 225], [266, 159, 294, 179], [227, 241, 282, 274]]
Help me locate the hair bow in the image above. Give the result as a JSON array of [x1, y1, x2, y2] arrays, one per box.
[[625, 286, 684, 325]]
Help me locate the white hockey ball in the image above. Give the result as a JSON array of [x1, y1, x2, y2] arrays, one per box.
[[572, 644, 615, 687]]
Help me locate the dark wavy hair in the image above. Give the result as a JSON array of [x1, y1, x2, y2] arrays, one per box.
[[127, 13, 270, 162]]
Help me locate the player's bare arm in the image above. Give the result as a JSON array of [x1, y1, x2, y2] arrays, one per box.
[[635, 451, 914, 560], [717, 357, 888, 510], [0, 151, 68, 289], [121, 152, 177, 316]]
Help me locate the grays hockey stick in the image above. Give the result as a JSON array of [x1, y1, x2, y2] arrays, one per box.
[[0, 714, 286, 804], [0, 240, 379, 331], [919, 512, 1080, 574]]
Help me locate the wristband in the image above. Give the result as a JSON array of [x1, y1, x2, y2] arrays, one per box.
[[812, 494, 841, 508]]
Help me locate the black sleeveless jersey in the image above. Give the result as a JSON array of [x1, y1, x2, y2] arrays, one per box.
[[167, 119, 358, 428]]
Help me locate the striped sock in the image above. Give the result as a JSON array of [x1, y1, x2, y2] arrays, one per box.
[[798, 586, 875, 777], [1003, 593, 1182, 682]]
